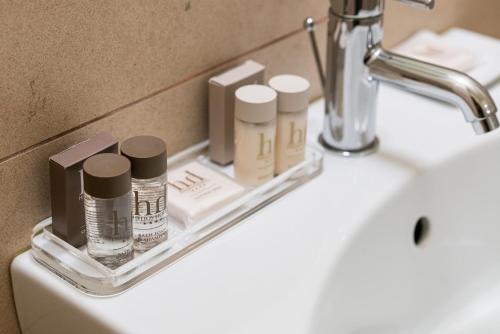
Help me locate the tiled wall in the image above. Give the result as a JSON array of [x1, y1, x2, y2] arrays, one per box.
[[1, 1, 499, 333]]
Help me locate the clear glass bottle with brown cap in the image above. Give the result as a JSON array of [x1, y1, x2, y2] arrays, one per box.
[[121, 135, 168, 252], [268, 74, 310, 175], [83, 153, 133, 268], [234, 84, 277, 186]]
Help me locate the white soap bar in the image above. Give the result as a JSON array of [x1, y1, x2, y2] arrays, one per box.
[[167, 161, 245, 225], [393, 30, 477, 72]]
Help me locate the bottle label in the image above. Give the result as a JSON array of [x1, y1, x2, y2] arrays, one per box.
[[84, 192, 134, 268], [234, 119, 276, 186], [132, 181, 168, 247], [276, 113, 307, 175]]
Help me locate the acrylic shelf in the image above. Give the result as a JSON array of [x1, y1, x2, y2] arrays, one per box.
[[31, 140, 324, 296]]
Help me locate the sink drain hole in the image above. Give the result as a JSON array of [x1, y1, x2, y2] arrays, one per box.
[[413, 217, 430, 246]]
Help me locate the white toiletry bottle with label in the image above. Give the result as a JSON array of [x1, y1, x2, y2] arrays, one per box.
[[234, 84, 277, 186], [268, 74, 310, 175]]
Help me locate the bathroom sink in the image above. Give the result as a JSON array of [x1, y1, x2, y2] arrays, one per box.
[[11, 80, 500, 333], [311, 130, 500, 334]]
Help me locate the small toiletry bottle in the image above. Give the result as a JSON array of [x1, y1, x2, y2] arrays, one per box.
[[83, 153, 133, 268], [268, 75, 310, 175], [121, 136, 168, 251], [234, 84, 277, 186]]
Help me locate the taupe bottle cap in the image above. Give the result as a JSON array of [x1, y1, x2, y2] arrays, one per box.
[[235, 84, 277, 123], [83, 153, 131, 199], [268, 74, 310, 112], [120, 135, 167, 179]]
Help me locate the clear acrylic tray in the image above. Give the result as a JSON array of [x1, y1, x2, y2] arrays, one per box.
[[31, 141, 323, 296]]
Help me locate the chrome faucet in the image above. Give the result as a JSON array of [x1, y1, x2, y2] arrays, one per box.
[[305, 0, 499, 156]]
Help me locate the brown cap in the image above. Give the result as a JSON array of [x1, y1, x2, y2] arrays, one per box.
[[83, 153, 131, 199], [120, 135, 167, 179]]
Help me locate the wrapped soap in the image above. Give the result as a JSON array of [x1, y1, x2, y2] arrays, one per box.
[[167, 161, 244, 225]]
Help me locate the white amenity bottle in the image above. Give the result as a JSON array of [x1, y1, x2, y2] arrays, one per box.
[[234, 84, 277, 186]]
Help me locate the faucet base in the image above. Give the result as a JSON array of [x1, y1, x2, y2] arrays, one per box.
[[319, 135, 379, 157]]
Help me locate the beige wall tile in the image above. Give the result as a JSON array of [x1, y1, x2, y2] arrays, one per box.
[[0, 0, 327, 160]]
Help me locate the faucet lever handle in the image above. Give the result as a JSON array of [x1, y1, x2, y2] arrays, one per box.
[[396, 0, 435, 10], [303, 17, 326, 92]]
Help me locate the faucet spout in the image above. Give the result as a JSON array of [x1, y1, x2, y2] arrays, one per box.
[[365, 45, 499, 134], [311, 0, 500, 155]]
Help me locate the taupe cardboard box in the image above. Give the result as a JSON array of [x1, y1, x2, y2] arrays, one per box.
[[49, 132, 118, 247]]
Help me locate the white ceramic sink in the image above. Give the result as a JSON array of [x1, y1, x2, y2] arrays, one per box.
[[311, 127, 500, 334]]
